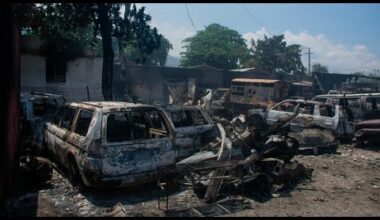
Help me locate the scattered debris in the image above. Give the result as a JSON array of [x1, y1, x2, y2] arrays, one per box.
[[176, 108, 312, 203], [107, 202, 127, 217], [353, 119, 380, 149]]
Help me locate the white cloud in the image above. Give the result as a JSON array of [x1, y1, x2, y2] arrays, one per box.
[[243, 27, 270, 45], [243, 28, 380, 73]]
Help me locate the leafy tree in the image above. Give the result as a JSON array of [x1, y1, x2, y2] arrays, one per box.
[[312, 63, 329, 73], [121, 34, 172, 66], [180, 23, 250, 70], [245, 34, 305, 78], [14, 3, 161, 100]]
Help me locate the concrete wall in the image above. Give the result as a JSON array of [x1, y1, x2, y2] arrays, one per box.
[[20, 54, 46, 88], [21, 54, 103, 101], [126, 65, 170, 104]]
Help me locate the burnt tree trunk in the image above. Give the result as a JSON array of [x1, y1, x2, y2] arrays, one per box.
[[98, 3, 114, 101], [0, 3, 20, 202]]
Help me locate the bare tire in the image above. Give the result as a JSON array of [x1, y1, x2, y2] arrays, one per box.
[[67, 157, 83, 187]]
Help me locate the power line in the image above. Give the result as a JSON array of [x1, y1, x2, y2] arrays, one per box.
[[240, 4, 272, 36], [185, 4, 197, 33]]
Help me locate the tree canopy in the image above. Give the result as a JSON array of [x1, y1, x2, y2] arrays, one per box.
[[312, 63, 329, 73], [180, 23, 250, 70], [122, 34, 172, 66], [244, 34, 305, 78]]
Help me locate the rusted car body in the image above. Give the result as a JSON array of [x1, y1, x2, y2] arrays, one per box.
[[312, 93, 380, 122], [353, 119, 380, 148], [163, 105, 219, 159], [257, 99, 355, 138], [20, 92, 65, 154], [44, 102, 177, 187]]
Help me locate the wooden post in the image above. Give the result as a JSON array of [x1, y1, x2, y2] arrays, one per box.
[[86, 86, 90, 101], [0, 3, 20, 202]]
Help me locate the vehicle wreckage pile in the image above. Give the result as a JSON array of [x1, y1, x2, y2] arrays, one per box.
[[174, 105, 313, 202], [7, 91, 346, 216]]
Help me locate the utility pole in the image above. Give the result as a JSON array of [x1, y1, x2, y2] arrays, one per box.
[[304, 47, 314, 75], [302, 47, 315, 96]]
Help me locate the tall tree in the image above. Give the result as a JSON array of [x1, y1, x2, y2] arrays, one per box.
[[14, 3, 161, 100], [245, 34, 305, 78], [312, 63, 329, 73], [180, 23, 250, 70], [121, 34, 172, 66]]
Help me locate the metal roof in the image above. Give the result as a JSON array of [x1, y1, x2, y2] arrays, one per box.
[[315, 92, 380, 98], [281, 99, 331, 105], [70, 101, 153, 110], [20, 91, 64, 101], [292, 81, 313, 86], [229, 67, 270, 73], [232, 78, 280, 84]]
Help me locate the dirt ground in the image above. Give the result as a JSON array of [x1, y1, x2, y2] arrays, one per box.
[[2, 144, 380, 217]]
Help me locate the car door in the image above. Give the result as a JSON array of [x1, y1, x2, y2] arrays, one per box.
[[66, 108, 95, 155], [337, 105, 355, 136], [313, 104, 337, 130], [45, 106, 64, 155], [170, 108, 215, 158], [266, 100, 298, 126], [101, 108, 175, 177], [53, 106, 77, 165], [291, 102, 315, 131]]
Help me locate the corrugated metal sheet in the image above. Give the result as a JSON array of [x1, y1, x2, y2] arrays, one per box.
[[292, 81, 313, 86], [232, 78, 280, 84]]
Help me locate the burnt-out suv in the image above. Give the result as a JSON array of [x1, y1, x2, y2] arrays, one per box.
[[163, 105, 219, 159], [20, 92, 65, 155], [44, 102, 176, 187]]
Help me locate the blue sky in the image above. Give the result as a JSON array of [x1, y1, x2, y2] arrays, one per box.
[[130, 3, 380, 73]]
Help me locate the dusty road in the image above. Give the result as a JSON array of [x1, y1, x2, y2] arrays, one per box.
[[3, 145, 380, 217]]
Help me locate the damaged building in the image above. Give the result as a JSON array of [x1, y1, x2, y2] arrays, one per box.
[[115, 63, 227, 104], [313, 72, 380, 94], [20, 35, 104, 101]]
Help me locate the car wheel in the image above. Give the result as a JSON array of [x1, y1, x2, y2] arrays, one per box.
[[313, 147, 319, 155], [67, 158, 83, 187]]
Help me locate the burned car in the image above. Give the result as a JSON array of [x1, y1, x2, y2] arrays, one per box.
[[248, 99, 354, 153], [353, 119, 380, 148], [312, 93, 380, 122], [20, 91, 65, 155], [250, 99, 354, 138], [44, 102, 177, 187], [163, 105, 219, 159]]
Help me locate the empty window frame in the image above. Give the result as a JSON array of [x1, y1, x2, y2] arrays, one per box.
[[319, 105, 335, 117], [273, 101, 297, 112], [106, 110, 168, 143], [60, 107, 76, 130], [33, 98, 59, 117], [298, 103, 314, 115], [365, 97, 380, 110], [170, 109, 208, 128], [74, 109, 94, 137]]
